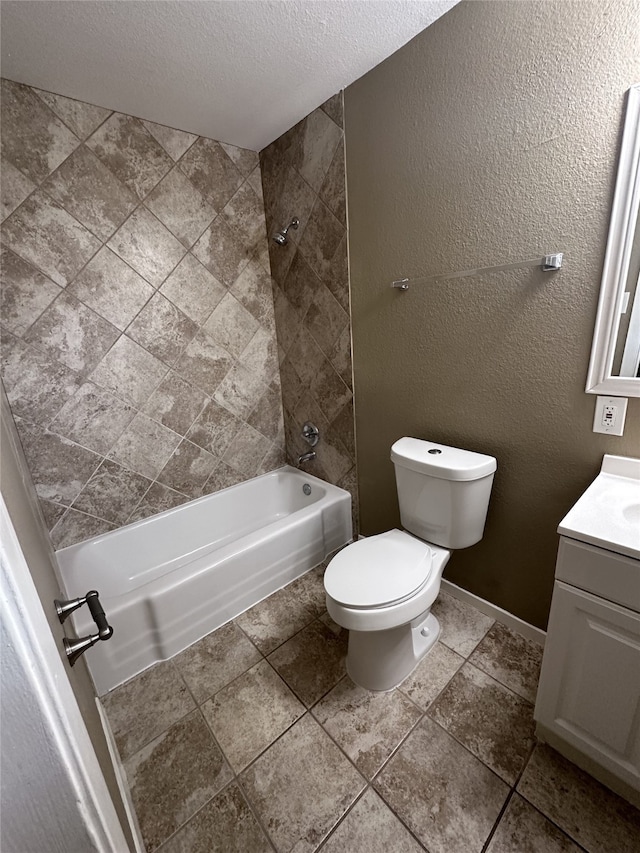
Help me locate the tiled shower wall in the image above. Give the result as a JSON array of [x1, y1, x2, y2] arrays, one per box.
[[0, 79, 286, 548], [260, 93, 359, 534]]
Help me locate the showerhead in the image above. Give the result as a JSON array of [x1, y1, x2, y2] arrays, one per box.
[[272, 216, 299, 246]]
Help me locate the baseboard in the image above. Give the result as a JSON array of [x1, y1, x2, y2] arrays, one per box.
[[441, 579, 546, 645]]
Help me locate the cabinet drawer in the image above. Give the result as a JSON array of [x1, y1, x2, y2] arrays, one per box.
[[556, 537, 640, 613]]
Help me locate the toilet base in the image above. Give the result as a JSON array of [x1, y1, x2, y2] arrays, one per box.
[[346, 611, 440, 692]]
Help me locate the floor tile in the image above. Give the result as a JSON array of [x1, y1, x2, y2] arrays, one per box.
[[486, 794, 583, 853], [431, 591, 494, 657], [236, 585, 316, 654], [173, 621, 262, 703], [320, 789, 423, 853], [268, 616, 347, 707], [517, 743, 640, 853], [157, 783, 271, 853], [101, 660, 195, 760], [125, 710, 232, 852], [398, 640, 464, 709], [201, 659, 305, 772], [313, 676, 422, 779], [374, 716, 509, 853], [428, 662, 536, 784], [469, 621, 543, 704], [239, 714, 364, 853], [286, 564, 327, 618]]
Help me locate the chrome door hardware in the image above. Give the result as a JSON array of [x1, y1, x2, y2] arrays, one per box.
[[54, 590, 113, 666], [302, 422, 320, 446]]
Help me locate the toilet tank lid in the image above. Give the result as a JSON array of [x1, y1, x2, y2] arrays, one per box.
[[391, 438, 497, 481]]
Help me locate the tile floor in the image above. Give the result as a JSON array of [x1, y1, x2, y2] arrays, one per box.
[[102, 564, 640, 853]]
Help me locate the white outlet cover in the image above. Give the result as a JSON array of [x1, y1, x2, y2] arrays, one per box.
[[593, 395, 628, 436]]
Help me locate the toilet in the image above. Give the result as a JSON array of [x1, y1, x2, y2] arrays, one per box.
[[324, 437, 496, 691]]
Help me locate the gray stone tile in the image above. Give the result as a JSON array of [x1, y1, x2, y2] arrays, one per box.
[[203, 292, 260, 359], [127, 481, 189, 523], [1, 190, 101, 286], [143, 371, 208, 436], [319, 140, 346, 227], [179, 137, 244, 210], [222, 423, 271, 478], [298, 108, 343, 194], [320, 92, 343, 129], [146, 166, 216, 248], [174, 330, 233, 397], [1, 157, 36, 222], [23, 292, 119, 374], [231, 257, 276, 327], [50, 381, 134, 455], [0, 247, 62, 337], [268, 617, 348, 707], [304, 281, 349, 357], [39, 498, 67, 531], [322, 232, 350, 312], [398, 641, 465, 709], [67, 246, 154, 330], [310, 357, 352, 422], [239, 326, 279, 386], [486, 794, 583, 853], [221, 181, 267, 254], [201, 659, 304, 772], [186, 398, 243, 456], [469, 621, 543, 704], [51, 507, 115, 549], [247, 384, 284, 442], [1, 332, 80, 423], [157, 783, 271, 853], [432, 591, 494, 657], [174, 621, 262, 704], [124, 710, 232, 852], [236, 586, 316, 656], [272, 167, 317, 251], [42, 144, 137, 241], [141, 120, 197, 162], [375, 716, 509, 853], [239, 713, 364, 853], [272, 285, 304, 354], [159, 253, 225, 325], [72, 459, 151, 525], [202, 461, 247, 494], [86, 112, 173, 200], [219, 142, 259, 177], [156, 439, 217, 497], [257, 441, 286, 476], [102, 660, 195, 759], [282, 250, 319, 315], [109, 412, 181, 480], [33, 88, 112, 140], [90, 334, 168, 407], [107, 206, 186, 287], [328, 324, 353, 388], [213, 362, 267, 420], [428, 662, 536, 785], [321, 789, 423, 853], [192, 215, 253, 288], [0, 79, 80, 184], [285, 565, 326, 618], [126, 292, 198, 366], [288, 327, 326, 387], [517, 744, 640, 853], [314, 677, 422, 779], [245, 164, 264, 198], [298, 197, 345, 283]]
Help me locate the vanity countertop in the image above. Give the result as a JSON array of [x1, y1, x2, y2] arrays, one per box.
[[558, 454, 640, 560]]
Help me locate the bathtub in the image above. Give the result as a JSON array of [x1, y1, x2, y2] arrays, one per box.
[[56, 466, 352, 695]]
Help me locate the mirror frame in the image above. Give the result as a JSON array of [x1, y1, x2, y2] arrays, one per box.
[[586, 83, 640, 396]]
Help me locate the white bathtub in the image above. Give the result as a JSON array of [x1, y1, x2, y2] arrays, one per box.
[[56, 466, 352, 695]]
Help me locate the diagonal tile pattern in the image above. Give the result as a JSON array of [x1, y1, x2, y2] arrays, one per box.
[[0, 78, 285, 548], [261, 92, 358, 535], [100, 568, 640, 853]]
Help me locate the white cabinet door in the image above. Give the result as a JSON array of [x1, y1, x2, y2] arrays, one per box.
[[534, 581, 640, 793]]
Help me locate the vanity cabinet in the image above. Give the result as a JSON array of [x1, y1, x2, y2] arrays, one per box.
[[535, 536, 640, 806]]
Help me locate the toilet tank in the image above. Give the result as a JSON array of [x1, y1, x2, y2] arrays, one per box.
[[391, 438, 497, 549]]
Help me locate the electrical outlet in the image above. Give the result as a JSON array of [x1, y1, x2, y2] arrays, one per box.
[[593, 396, 628, 436]]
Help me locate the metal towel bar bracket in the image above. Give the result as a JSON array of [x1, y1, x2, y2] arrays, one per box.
[[391, 252, 563, 290], [54, 590, 113, 666]]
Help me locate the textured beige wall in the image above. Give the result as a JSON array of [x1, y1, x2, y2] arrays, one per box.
[[345, 0, 640, 629]]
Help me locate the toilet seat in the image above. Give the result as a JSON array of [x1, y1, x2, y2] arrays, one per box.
[[324, 529, 434, 609]]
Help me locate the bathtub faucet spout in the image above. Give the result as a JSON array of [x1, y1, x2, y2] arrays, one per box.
[[298, 450, 316, 464]]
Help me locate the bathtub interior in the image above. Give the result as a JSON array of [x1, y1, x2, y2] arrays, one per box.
[[56, 467, 352, 695]]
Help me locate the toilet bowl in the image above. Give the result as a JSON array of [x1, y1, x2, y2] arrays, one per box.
[[324, 437, 496, 691]]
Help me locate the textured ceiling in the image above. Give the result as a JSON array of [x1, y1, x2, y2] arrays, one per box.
[[0, 1, 458, 151]]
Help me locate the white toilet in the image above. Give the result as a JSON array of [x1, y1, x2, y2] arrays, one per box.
[[324, 437, 497, 691]]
